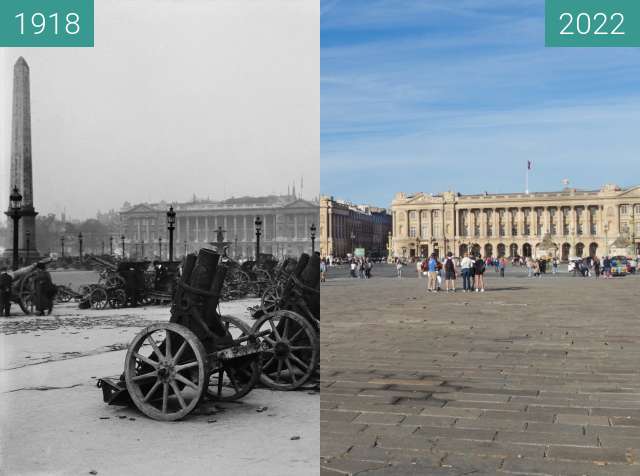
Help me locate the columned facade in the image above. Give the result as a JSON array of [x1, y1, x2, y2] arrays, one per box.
[[391, 184, 640, 260], [120, 195, 319, 260], [319, 196, 392, 258]]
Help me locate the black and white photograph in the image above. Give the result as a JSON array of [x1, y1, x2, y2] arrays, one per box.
[[0, 1, 320, 475]]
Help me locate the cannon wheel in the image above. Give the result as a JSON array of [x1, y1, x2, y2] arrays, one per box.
[[108, 288, 127, 309], [18, 272, 37, 315], [252, 310, 319, 390], [206, 315, 260, 402], [260, 283, 282, 314], [125, 322, 207, 421], [90, 287, 108, 310], [224, 269, 250, 299]]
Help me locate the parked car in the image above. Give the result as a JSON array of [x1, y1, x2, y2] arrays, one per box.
[[610, 256, 628, 276]]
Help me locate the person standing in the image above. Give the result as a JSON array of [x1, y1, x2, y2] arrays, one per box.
[[473, 254, 485, 292], [0, 267, 12, 317], [460, 253, 473, 292], [498, 257, 506, 277], [396, 259, 403, 279], [526, 257, 533, 278], [552, 257, 559, 275], [416, 259, 422, 279], [593, 256, 601, 279], [427, 253, 438, 292], [443, 252, 457, 292], [320, 259, 327, 283], [33, 263, 55, 316]]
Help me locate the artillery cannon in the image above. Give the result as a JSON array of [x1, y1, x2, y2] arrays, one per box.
[[97, 249, 269, 421], [250, 253, 320, 390], [7, 259, 53, 315]]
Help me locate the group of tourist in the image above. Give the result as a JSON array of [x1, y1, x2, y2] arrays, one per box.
[[348, 258, 373, 279], [412, 252, 490, 293]]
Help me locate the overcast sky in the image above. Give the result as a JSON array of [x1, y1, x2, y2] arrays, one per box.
[[321, 0, 640, 207], [1, 0, 319, 221]]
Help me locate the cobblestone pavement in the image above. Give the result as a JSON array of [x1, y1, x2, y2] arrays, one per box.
[[320, 273, 640, 475]]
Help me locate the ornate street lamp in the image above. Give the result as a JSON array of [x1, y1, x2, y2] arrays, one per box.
[[60, 236, 65, 259], [603, 223, 609, 257], [5, 186, 23, 270], [140, 239, 145, 260], [78, 232, 83, 262], [255, 216, 262, 260], [166, 206, 176, 262], [121, 235, 126, 259], [109, 236, 113, 256], [310, 223, 316, 253]]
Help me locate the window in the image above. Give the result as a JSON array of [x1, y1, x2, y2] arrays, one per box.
[[635, 205, 640, 214], [409, 226, 416, 238], [433, 210, 440, 219], [620, 205, 628, 215], [421, 225, 429, 237], [409, 211, 417, 220]]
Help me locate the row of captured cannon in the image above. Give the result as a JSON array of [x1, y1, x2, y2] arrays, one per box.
[[97, 249, 320, 421], [51, 254, 297, 311]]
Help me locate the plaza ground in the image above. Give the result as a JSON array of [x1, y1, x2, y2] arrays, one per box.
[[320, 265, 640, 475], [0, 271, 319, 476]]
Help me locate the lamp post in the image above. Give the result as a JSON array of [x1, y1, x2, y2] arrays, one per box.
[[310, 223, 316, 253], [141, 239, 145, 260], [78, 232, 83, 263], [387, 231, 392, 262], [60, 236, 65, 259], [109, 236, 113, 256], [255, 216, 262, 260], [158, 237, 163, 260], [184, 240, 187, 257], [350, 230, 356, 255], [25, 230, 31, 265], [5, 186, 23, 270], [234, 236, 238, 259], [121, 235, 126, 259], [166, 206, 176, 262], [604, 223, 609, 257]]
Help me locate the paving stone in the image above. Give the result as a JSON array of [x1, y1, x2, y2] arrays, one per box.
[[321, 274, 640, 472], [352, 412, 406, 425], [321, 410, 361, 423], [556, 414, 611, 426]]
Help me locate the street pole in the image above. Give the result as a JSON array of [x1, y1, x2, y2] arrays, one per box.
[[121, 235, 126, 259], [61, 236, 65, 259], [310, 223, 316, 253], [166, 206, 176, 262], [25, 230, 31, 265], [184, 241, 187, 257], [159, 237, 162, 260], [78, 232, 83, 263], [109, 236, 113, 256], [255, 216, 262, 261], [5, 186, 23, 270], [141, 239, 145, 260]]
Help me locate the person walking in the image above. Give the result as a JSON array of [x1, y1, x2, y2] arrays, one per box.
[[552, 257, 559, 275], [593, 256, 601, 279], [460, 253, 473, 292], [427, 253, 439, 292], [443, 252, 457, 292], [320, 259, 327, 283], [350, 259, 357, 278], [416, 259, 423, 279], [602, 256, 611, 279], [33, 262, 55, 316], [396, 259, 403, 279], [498, 257, 506, 277], [473, 254, 485, 292], [526, 257, 533, 278]]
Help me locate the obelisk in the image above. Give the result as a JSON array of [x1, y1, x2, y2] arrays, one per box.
[[6, 57, 39, 262]]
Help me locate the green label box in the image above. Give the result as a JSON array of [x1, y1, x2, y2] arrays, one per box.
[[0, 0, 94, 47], [546, 0, 640, 46]]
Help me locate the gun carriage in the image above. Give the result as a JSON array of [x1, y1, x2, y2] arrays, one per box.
[[97, 249, 269, 421], [250, 253, 320, 390]]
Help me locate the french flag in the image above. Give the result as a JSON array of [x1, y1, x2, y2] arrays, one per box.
[[527, 160, 533, 170]]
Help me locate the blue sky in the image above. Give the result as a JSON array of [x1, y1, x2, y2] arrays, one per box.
[[321, 0, 640, 208]]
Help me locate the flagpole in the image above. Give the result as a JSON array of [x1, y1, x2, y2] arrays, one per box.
[[525, 167, 529, 195]]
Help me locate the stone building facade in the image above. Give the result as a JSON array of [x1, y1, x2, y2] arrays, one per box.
[[391, 184, 640, 260], [319, 196, 392, 258], [120, 195, 319, 260]]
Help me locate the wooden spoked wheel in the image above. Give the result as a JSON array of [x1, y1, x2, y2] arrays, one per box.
[[18, 272, 37, 315], [206, 315, 260, 402], [108, 289, 127, 309], [224, 269, 250, 299], [90, 287, 108, 310], [260, 284, 282, 314], [251, 310, 319, 390], [124, 323, 207, 421]]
